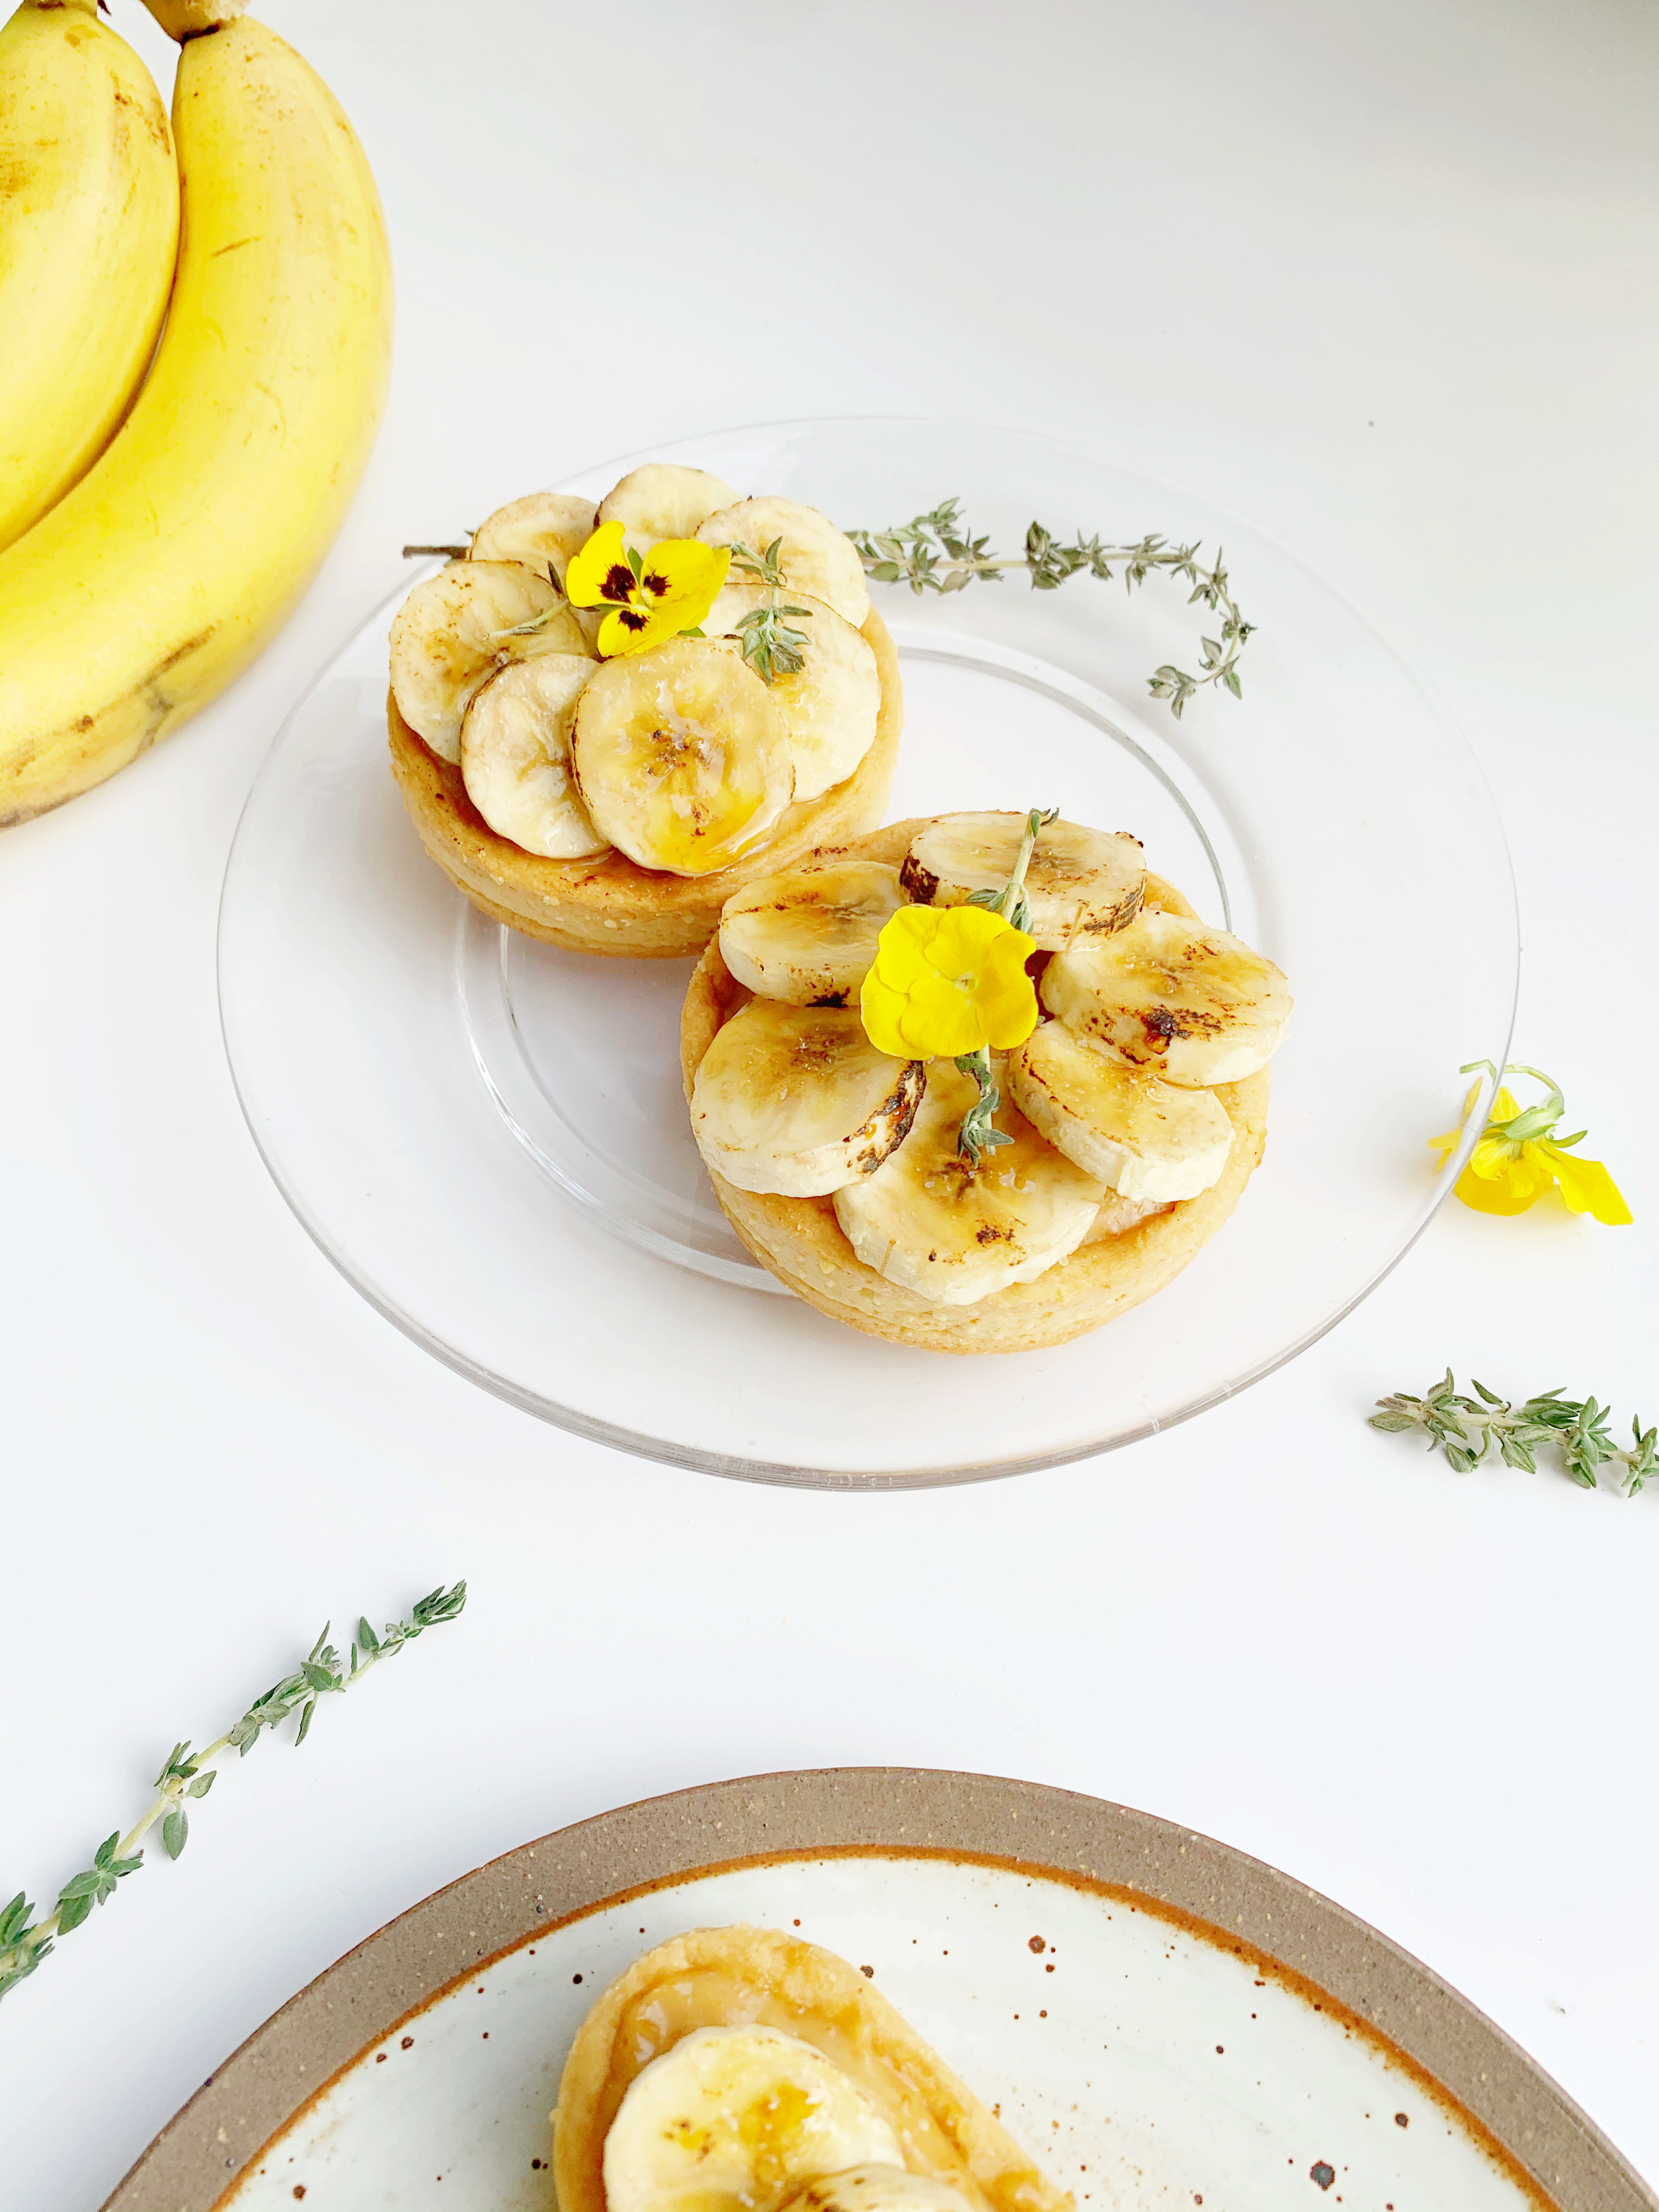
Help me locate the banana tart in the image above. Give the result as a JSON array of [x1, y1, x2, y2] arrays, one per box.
[[388, 463, 901, 957], [679, 810, 1290, 1353], [552, 1926, 1071, 2212]]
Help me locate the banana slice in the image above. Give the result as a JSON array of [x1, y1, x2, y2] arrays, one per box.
[[719, 861, 905, 1006], [833, 1061, 1104, 1306], [697, 498, 871, 629], [704, 583, 880, 802], [390, 561, 591, 764], [1041, 908, 1291, 1087], [469, 490, 597, 586], [781, 2172, 973, 2212], [602, 2024, 904, 2212], [901, 814, 1145, 952], [570, 637, 794, 875], [1007, 1023, 1233, 1200], [692, 1002, 925, 1197], [597, 462, 739, 555], [1085, 1190, 1171, 1242], [459, 654, 609, 860]]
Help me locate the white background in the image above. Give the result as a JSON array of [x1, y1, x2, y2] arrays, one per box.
[[2, 2, 1655, 2206]]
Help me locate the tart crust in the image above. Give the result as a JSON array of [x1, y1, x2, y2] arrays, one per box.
[[679, 821, 1270, 1354], [552, 1926, 1073, 2212], [387, 610, 902, 958]]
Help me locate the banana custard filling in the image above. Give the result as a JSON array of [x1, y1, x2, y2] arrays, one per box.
[[552, 1928, 1072, 2212], [387, 463, 902, 957], [680, 809, 1291, 1353]]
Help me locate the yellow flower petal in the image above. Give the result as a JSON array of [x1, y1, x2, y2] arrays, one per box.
[[903, 970, 985, 1058], [565, 520, 633, 609], [1434, 1064, 1630, 1226], [979, 926, 1040, 1047], [860, 904, 1037, 1059], [860, 986, 914, 1058], [1453, 1162, 1542, 1214], [636, 539, 730, 627], [1430, 1081, 1513, 1164], [1454, 1137, 1556, 1214], [595, 602, 674, 657], [1460, 1135, 1518, 1182], [1542, 1144, 1633, 1226]]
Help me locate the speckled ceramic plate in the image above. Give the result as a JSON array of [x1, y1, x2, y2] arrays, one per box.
[[103, 1771, 1651, 2212]]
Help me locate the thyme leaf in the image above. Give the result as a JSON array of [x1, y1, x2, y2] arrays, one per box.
[[848, 498, 1254, 717], [729, 538, 812, 684], [1370, 1375, 1656, 1494], [953, 808, 1054, 1160], [0, 1582, 466, 2002], [955, 1047, 1014, 1166]]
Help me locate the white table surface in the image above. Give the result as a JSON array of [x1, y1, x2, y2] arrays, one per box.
[[2, 2, 1655, 2205]]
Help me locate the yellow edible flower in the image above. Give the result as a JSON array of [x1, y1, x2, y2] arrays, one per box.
[[1430, 1062, 1632, 1224], [860, 903, 1039, 1060], [564, 521, 730, 658]]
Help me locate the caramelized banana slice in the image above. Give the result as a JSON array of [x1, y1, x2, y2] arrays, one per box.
[[569, 637, 793, 874], [469, 490, 597, 587], [1041, 908, 1291, 1087], [389, 561, 591, 763], [704, 582, 879, 800], [605, 2027, 903, 2212], [834, 1061, 1104, 1305], [902, 813, 1144, 951], [1008, 1023, 1233, 1199], [718, 861, 904, 1006], [459, 654, 608, 859], [697, 496, 870, 628], [597, 462, 739, 555], [692, 1001, 925, 1197]]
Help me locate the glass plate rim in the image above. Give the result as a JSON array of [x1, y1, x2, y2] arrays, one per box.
[[218, 414, 1520, 1489]]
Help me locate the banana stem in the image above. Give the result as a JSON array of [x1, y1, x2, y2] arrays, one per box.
[[141, 2, 252, 42]]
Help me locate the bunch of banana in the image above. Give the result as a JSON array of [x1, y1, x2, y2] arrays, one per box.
[[0, 0, 177, 550], [0, 0, 392, 826], [690, 818, 1292, 1306]]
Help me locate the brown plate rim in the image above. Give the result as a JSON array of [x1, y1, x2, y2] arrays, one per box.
[[100, 1767, 1655, 2212]]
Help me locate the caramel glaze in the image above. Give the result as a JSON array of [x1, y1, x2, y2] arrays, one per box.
[[552, 1928, 1072, 2212]]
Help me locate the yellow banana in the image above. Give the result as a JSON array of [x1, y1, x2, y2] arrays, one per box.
[[0, 0, 178, 550], [0, 14, 392, 826]]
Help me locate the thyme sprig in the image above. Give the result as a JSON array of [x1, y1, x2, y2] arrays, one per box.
[[966, 804, 1058, 937], [955, 806, 1056, 1163], [729, 537, 812, 684], [847, 497, 1254, 718], [1372, 1375, 1656, 1493], [0, 1583, 466, 2002], [954, 1047, 1010, 1166]]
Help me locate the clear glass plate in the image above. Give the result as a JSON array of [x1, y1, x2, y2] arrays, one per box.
[[218, 417, 1517, 1487]]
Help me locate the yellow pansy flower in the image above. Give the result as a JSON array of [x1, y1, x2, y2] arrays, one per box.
[[564, 521, 730, 658], [860, 903, 1039, 1060], [1430, 1062, 1632, 1224]]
